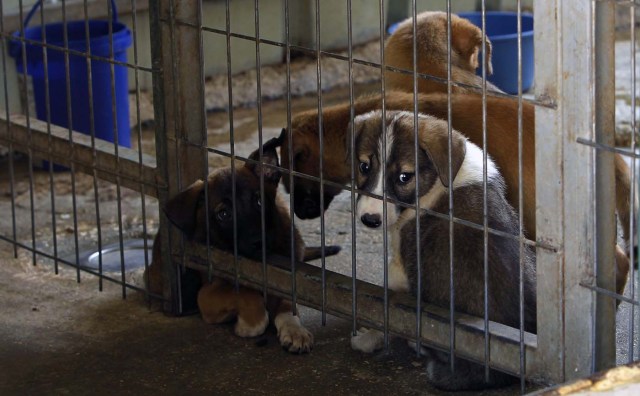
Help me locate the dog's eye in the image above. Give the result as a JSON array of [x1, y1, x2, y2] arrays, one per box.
[[359, 161, 370, 175], [398, 172, 414, 184], [216, 208, 231, 222]]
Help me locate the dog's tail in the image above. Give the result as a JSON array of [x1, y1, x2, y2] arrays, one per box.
[[615, 154, 636, 246], [303, 245, 341, 261]]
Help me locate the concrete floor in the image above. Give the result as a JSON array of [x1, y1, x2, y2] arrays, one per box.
[[0, 249, 529, 396]]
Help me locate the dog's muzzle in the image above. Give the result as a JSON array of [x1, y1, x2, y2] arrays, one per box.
[[360, 213, 382, 228]]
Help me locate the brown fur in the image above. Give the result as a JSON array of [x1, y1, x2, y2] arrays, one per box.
[[281, 90, 630, 295], [384, 12, 498, 94]]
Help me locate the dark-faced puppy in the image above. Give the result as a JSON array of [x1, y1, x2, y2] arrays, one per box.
[[349, 110, 537, 390], [385, 11, 499, 94], [146, 138, 339, 353]]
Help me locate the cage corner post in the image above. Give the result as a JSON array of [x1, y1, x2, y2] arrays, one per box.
[[533, 0, 608, 384], [151, 0, 208, 315]]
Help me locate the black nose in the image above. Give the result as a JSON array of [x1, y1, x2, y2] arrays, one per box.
[[361, 213, 382, 228]]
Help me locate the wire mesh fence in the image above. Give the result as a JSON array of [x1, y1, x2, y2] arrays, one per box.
[[0, 0, 638, 392]]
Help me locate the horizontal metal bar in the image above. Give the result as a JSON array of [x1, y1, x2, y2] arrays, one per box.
[[2, 0, 150, 33], [580, 281, 640, 306], [164, 17, 555, 109], [0, 32, 157, 74], [0, 235, 164, 300], [0, 114, 161, 197], [577, 137, 640, 159], [176, 240, 540, 378]]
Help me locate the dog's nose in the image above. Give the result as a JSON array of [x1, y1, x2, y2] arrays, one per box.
[[361, 213, 382, 228]]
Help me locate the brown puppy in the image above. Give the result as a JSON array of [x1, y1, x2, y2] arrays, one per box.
[[279, 91, 631, 295], [384, 11, 499, 94], [146, 138, 340, 352]]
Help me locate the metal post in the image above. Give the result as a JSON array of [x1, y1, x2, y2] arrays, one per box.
[[151, 0, 208, 314], [594, 0, 617, 372], [534, 0, 597, 383]]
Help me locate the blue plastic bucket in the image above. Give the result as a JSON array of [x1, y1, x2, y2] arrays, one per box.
[[9, 0, 132, 150], [458, 12, 534, 94]]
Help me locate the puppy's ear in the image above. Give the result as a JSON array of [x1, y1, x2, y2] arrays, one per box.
[[417, 116, 466, 188], [451, 16, 493, 75], [246, 138, 282, 184], [164, 179, 206, 239]]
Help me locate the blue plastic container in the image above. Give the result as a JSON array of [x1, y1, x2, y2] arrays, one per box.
[[458, 12, 534, 94], [9, 0, 132, 150]]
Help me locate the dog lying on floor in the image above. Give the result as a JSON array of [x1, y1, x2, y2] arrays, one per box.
[[349, 110, 537, 390], [146, 137, 339, 353], [277, 90, 632, 296]]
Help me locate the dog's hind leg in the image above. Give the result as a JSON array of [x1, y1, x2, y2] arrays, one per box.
[[198, 279, 268, 338], [270, 298, 314, 354]]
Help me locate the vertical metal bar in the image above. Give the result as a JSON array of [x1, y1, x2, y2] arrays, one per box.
[[409, 0, 422, 359], [284, 0, 297, 317], [129, 0, 150, 300], [106, 0, 127, 298], [0, 0, 18, 258], [83, 0, 103, 291], [17, 0, 37, 268], [480, 0, 489, 382], [39, 0, 59, 274], [61, 0, 82, 281], [378, 0, 389, 349], [630, 4, 638, 364], [594, 0, 617, 372], [167, 0, 185, 314], [150, 0, 175, 314], [445, 0, 455, 371], [255, 0, 268, 302], [314, 0, 327, 326], [517, 0, 526, 392], [224, 0, 240, 292], [347, 0, 357, 335]]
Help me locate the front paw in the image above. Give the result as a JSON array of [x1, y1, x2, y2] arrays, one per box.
[[275, 313, 314, 354], [351, 328, 384, 353]]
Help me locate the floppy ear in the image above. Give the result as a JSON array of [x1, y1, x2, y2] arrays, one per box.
[[451, 17, 493, 75], [246, 137, 282, 184], [417, 117, 466, 188], [163, 179, 206, 239]]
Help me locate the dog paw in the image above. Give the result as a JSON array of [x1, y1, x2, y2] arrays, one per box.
[[351, 327, 384, 353], [275, 312, 313, 354], [234, 309, 269, 338]]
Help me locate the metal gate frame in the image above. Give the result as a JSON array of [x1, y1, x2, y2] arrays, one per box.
[[0, 0, 621, 386]]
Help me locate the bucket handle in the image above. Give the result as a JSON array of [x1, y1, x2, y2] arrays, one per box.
[[21, 0, 118, 32]]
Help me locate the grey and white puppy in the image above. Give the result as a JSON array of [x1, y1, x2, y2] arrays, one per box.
[[349, 110, 536, 391]]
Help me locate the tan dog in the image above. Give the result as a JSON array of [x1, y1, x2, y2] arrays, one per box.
[[279, 91, 631, 296], [385, 11, 499, 94], [146, 138, 340, 352]]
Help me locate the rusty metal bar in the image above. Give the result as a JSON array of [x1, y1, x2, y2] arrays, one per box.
[[0, 115, 159, 196], [153, 0, 207, 314], [594, 0, 617, 372]]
